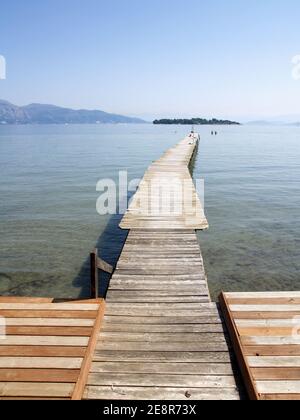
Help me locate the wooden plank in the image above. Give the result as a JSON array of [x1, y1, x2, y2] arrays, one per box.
[[103, 316, 222, 325], [99, 332, 227, 343], [5, 326, 93, 337], [0, 346, 86, 357], [261, 394, 300, 401], [0, 303, 99, 311], [97, 258, 113, 274], [252, 368, 300, 380], [0, 382, 74, 398], [102, 324, 224, 333], [0, 369, 79, 383], [236, 319, 300, 328], [90, 362, 234, 375], [230, 305, 300, 312], [256, 381, 300, 394], [226, 292, 300, 299], [0, 310, 98, 319], [242, 336, 300, 346], [84, 386, 239, 400], [104, 309, 219, 317], [244, 345, 300, 357], [87, 373, 237, 388], [105, 295, 209, 303], [4, 318, 94, 327], [93, 350, 233, 363], [0, 298, 54, 303], [238, 327, 300, 337], [248, 356, 300, 368], [0, 357, 83, 369], [0, 336, 89, 347], [228, 298, 300, 305], [232, 312, 300, 320], [96, 342, 230, 352]]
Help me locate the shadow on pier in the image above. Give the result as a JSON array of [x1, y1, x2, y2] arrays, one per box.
[[72, 207, 129, 299]]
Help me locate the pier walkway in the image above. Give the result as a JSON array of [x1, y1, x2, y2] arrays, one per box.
[[83, 134, 241, 400]]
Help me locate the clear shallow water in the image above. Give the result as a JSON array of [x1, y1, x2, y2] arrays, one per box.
[[0, 124, 299, 300]]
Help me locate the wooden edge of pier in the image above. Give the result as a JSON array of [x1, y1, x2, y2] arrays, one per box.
[[219, 293, 259, 400], [219, 291, 300, 400]]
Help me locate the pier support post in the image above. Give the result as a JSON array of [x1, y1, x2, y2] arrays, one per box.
[[90, 249, 99, 298], [90, 249, 114, 298]]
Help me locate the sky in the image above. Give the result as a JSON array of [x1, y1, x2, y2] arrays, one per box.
[[0, 0, 299, 121]]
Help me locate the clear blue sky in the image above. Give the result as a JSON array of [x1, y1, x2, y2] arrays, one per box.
[[0, 0, 299, 120]]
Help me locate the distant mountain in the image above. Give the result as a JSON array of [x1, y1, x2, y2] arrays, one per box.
[[246, 120, 300, 126], [0, 100, 146, 124], [153, 118, 240, 125], [246, 120, 275, 126]]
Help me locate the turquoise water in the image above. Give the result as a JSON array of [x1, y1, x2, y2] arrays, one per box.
[[0, 124, 299, 300]]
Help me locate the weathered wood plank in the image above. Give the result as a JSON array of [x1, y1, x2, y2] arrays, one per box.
[[102, 324, 224, 333], [252, 367, 300, 380], [96, 341, 230, 352], [84, 386, 240, 400], [99, 332, 227, 343], [4, 318, 94, 327], [0, 303, 99, 311], [0, 336, 89, 347], [0, 346, 86, 358], [5, 326, 93, 337], [0, 369, 79, 383], [248, 356, 300, 368], [0, 383, 74, 398], [87, 373, 238, 388], [0, 310, 98, 319], [90, 362, 234, 375], [0, 357, 83, 369], [256, 381, 300, 394], [92, 350, 233, 363], [103, 316, 223, 325]]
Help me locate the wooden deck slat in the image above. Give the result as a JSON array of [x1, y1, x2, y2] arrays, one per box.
[[0, 336, 90, 347], [0, 369, 79, 383], [5, 327, 93, 337], [84, 386, 240, 401], [0, 382, 74, 398], [0, 346, 86, 358], [0, 357, 83, 369], [90, 362, 235, 375], [4, 318, 95, 327], [87, 373, 238, 388]]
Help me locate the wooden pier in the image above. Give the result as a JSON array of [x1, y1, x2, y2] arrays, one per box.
[[83, 134, 240, 400], [1, 133, 298, 400]]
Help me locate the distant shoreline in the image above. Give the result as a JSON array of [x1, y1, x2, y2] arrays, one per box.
[[153, 118, 240, 125]]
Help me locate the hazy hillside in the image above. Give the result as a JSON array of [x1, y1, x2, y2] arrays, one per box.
[[0, 100, 146, 124]]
